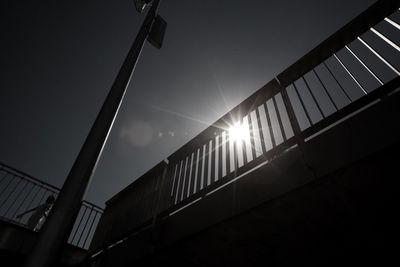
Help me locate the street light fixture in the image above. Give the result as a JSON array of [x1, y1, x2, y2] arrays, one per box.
[[24, 1, 166, 267], [134, 0, 152, 13]]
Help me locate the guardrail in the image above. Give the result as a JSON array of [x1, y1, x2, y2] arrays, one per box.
[[0, 162, 103, 249], [87, 1, 400, 260]]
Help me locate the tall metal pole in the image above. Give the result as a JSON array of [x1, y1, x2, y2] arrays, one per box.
[[24, 1, 161, 267]]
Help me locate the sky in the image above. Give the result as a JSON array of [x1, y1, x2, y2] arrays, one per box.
[[0, 0, 377, 207]]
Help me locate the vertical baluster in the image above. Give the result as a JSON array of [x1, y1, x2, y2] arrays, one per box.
[[12, 182, 35, 219], [384, 17, 400, 30], [180, 156, 189, 201], [83, 212, 98, 249], [371, 27, 400, 52], [226, 133, 231, 174], [217, 134, 223, 181], [77, 207, 94, 247], [210, 138, 216, 184], [255, 107, 267, 155], [312, 69, 339, 111], [204, 142, 210, 187], [18, 186, 42, 223], [334, 53, 367, 95], [174, 160, 183, 204], [345, 45, 383, 85], [170, 164, 178, 197], [0, 174, 14, 198], [193, 148, 200, 194], [248, 113, 257, 159], [0, 172, 8, 184], [187, 153, 195, 198], [71, 206, 88, 245], [264, 103, 277, 147], [292, 82, 313, 126], [272, 95, 288, 141], [241, 117, 248, 165], [302, 76, 326, 118], [323, 61, 352, 102], [197, 146, 204, 191], [4, 179, 28, 217], [0, 176, 23, 212], [357, 36, 400, 76]]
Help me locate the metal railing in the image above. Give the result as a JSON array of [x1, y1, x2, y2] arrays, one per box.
[[87, 0, 400, 260], [0, 162, 103, 249], [163, 0, 400, 213]]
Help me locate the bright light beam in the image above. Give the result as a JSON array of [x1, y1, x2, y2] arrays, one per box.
[[229, 121, 250, 143]]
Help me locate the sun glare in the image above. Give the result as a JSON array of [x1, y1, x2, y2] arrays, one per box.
[[229, 122, 250, 142]]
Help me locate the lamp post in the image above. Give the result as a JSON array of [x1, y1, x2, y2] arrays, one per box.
[[24, 1, 165, 267]]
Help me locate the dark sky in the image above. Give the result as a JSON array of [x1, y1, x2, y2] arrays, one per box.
[[0, 0, 377, 207]]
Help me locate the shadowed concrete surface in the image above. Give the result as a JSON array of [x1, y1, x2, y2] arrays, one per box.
[[0, 221, 86, 267], [91, 91, 400, 266]]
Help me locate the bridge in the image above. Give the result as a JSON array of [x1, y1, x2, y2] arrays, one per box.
[[1, 0, 400, 266]]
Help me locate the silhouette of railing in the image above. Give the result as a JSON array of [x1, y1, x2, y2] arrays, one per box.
[[86, 0, 400, 258], [87, 1, 400, 260], [0, 162, 103, 249]]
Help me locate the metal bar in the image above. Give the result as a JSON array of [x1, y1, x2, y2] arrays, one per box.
[[345, 45, 384, 85], [192, 149, 200, 194], [71, 206, 88, 245], [0, 174, 14, 198], [264, 103, 277, 147], [186, 153, 194, 198], [280, 85, 304, 141], [225, 133, 231, 174], [232, 135, 239, 172], [160, 137, 297, 217], [77, 208, 94, 247], [204, 143, 210, 187], [312, 69, 339, 110], [248, 112, 257, 159], [0, 172, 8, 185], [196, 146, 204, 191], [272, 94, 288, 140], [210, 138, 216, 184], [83, 212, 98, 249], [37, 189, 49, 207], [301, 76, 400, 140], [334, 53, 368, 95], [0, 177, 23, 211], [170, 164, 178, 197], [174, 160, 184, 204], [11, 182, 35, 219], [277, 0, 400, 87], [357, 36, 400, 76], [292, 82, 313, 126], [18, 186, 43, 223], [180, 156, 189, 201], [4, 180, 28, 217], [302, 76, 326, 118], [384, 17, 400, 30], [255, 108, 267, 155], [218, 134, 223, 181], [371, 27, 400, 52], [323, 61, 352, 102], [241, 118, 248, 165]]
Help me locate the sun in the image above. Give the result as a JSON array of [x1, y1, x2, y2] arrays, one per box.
[[228, 121, 250, 143]]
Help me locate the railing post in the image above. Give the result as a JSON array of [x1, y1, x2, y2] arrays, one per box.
[[276, 78, 317, 178], [150, 161, 170, 251]]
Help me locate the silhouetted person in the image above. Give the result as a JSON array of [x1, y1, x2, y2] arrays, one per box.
[[16, 195, 55, 231]]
